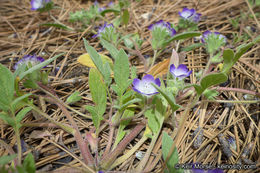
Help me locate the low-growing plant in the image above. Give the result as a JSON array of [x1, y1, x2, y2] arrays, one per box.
[[1, 3, 260, 173]]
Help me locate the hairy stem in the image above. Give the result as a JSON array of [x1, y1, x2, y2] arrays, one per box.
[[100, 123, 145, 170], [135, 117, 164, 172], [38, 83, 94, 166], [14, 126, 22, 165]]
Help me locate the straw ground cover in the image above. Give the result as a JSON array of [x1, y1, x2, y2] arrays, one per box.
[[0, 0, 259, 172]]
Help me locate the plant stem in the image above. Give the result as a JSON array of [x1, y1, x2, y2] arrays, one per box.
[[212, 87, 260, 98], [100, 123, 145, 170], [111, 135, 148, 170], [135, 117, 164, 172], [14, 126, 22, 165], [37, 83, 94, 165], [162, 94, 200, 171], [150, 49, 158, 68], [29, 104, 76, 135]]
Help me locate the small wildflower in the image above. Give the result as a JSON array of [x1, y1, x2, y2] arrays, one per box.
[[148, 20, 176, 37], [179, 7, 201, 23], [148, 20, 176, 50], [31, 0, 50, 10], [132, 74, 161, 96], [170, 64, 192, 79], [201, 31, 226, 43], [92, 22, 114, 38], [14, 55, 45, 70]]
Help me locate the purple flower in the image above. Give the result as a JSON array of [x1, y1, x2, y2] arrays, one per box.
[[201, 31, 226, 43], [92, 22, 114, 38], [14, 55, 45, 70], [179, 8, 201, 23], [170, 64, 192, 79], [31, 0, 50, 10], [132, 74, 161, 96], [148, 20, 176, 37]]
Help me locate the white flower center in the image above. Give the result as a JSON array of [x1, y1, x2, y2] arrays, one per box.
[[138, 81, 156, 94], [32, 0, 43, 9]]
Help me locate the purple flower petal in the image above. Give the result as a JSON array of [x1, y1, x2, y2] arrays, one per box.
[[31, 0, 50, 10], [148, 20, 176, 37], [201, 31, 226, 44], [14, 55, 45, 70], [92, 22, 114, 38], [132, 74, 160, 96], [179, 8, 195, 19], [170, 64, 192, 79], [179, 7, 201, 23]]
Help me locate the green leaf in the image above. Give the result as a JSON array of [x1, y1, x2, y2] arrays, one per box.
[[12, 94, 32, 111], [83, 38, 104, 71], [16, 107, 32, 124], [100, 38, 119, 60], [145, 109, 159, 134], [40, 23, 72, 31], [203, 89, 219, 100], [66, 91, 82, 104], [85, 105, 99, 130], [103, 61, 112, 85], [163, 31, 201, 47], [100, 9, 120, 16], [0, 64, 14, 111], [222, 49, 234, 73], [180, 43, 203, 52], [192, 84, 203, 95], [114, 98, 141, 111], [121, 9, 130, 26], [19, 53, 64, 80], [23, 153, 36, 173], [114, 49, 130, 94], [88, 68, 107, 129], [152, 84, 181, 112], [201, 73, 228, 90], [0, 154, 17, 165], [113, 109, 134, 148], [0, 113, 15, 127], [162, 132, 182, 173]]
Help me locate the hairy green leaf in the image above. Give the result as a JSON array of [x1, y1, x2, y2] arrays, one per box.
[[201, 73, 228, 90], [152, 84, 181, 112], [121, 9, 130, 26], [85, 105, 99, 130], [84, 39, 105, 74], [0, 113, 15, 127], [163, 31, 201, 47], [162, 132, 182, 173], [23, 153, 36, 173], [114, 49, 130, 94], [0, 154, 17, 165], [66, 91, 82, 104], [88, 68, 107, 130], [113, 109, 134, 148], [222, 49, 234, 73], [100, 38, 119, 60], [145, 109, 159, 134], [16, 107, 32, 125], [0, 64, 14, 111], [19, 53, 64, 80]]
